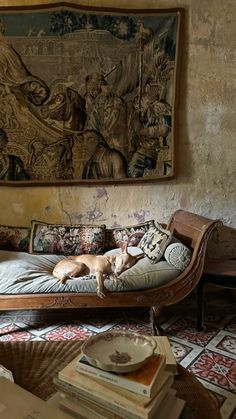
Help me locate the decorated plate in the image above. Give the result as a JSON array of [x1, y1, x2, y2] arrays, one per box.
[[82, 330, 156, 373]]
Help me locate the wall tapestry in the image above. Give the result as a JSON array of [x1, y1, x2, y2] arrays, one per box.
[[0, 3, 183, 185]]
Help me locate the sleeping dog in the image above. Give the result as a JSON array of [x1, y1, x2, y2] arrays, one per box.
[[53, 242, 144, 298]]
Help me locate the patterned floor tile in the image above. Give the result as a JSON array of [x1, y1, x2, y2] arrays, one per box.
[[0, 324, 33, 341], [206, 331, 236, 360], [168, 338, 194, 362], [42, 324, 95, 341], [25, 323, 66, 337], [73, 315, 121, 329], [225, 317, 236, 334], [110, 319, 152, 335], [189, 349, 236, 393], [216, 335, 236, 357], [79, 320, 121, 334], [30, 336, 47, 341], [197, 379, 236, 419], [165, 317, 219, 346]]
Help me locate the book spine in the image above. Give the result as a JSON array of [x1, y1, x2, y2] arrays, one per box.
[[53, 376, 147, 419], [60, 394, 124, 419], [58, 368, 149, 409], [154, 337, 177, 373], [76, 362, 153, 397]]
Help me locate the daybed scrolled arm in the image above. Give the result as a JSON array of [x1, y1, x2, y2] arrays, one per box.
[[149, 210, 222, 335]]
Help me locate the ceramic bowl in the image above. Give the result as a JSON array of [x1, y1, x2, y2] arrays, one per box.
[[81, 330, 157, 373]]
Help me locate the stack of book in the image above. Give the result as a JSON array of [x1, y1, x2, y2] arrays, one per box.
[[52, 336, 185, 419]]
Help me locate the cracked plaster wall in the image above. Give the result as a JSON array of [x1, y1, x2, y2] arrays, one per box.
[[0, 0, 235, 257]]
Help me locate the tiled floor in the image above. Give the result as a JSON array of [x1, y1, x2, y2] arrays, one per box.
[[0, 290, 235, 418]]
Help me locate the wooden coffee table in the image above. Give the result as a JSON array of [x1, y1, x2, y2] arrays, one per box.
[[0, 341, 221, 419]]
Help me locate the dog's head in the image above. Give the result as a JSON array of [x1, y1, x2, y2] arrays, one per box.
[[113, 242, 144, 275]]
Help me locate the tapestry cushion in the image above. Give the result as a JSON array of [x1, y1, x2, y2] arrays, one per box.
[[0, 248, 180, 294], [0, 226, 30, 252], [105, 220, 154, 250], [164, 240, 192, 271], [29, 221, 106, 255], [139, 223, 173, 263]]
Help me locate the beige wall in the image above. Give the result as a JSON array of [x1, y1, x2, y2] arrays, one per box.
[[0, 0, 235, 257]]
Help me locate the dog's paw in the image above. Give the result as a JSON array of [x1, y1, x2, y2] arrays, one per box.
[[97, 289, 106, 299], [60, 276, 68, 284]]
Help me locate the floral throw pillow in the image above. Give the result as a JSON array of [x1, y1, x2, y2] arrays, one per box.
[[29, 221, 106, 255], [139, 222, 173, 263], [105, 220, 155, 250], [0, 226, 30, 252]]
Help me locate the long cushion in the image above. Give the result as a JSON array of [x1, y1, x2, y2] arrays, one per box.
[[164, 239, 192, 271], [104, 220, 154, 250], [0, 225, 30, 252], [0, 249, 180, 294], [29, 221, 106, 255]]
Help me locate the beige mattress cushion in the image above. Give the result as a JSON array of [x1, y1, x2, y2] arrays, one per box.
[[0, 248, 180, 294]]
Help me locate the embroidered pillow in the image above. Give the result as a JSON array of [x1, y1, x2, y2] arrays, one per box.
[[139, 222, 173, 263], [0, 226, 30, 252], [105, 220, 154, 250], [29, 221, 106, 255], [164, 241, 192, 271]]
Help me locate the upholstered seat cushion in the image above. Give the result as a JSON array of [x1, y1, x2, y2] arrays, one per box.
[[0, 248, 180, 294], [105, 247, 180, 290]]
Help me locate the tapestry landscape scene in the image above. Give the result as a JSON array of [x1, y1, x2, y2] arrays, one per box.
[[0, 4, 182, 184]]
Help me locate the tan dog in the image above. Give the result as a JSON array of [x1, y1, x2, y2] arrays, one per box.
[[53, 243, 144, 298]]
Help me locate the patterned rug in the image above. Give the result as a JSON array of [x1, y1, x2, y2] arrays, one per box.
[[0, 291, 235, 419]]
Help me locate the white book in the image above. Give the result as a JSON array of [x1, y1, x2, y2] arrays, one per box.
[[57, 355, 173, 409], [48, 392, 123, 419], [58, 389, 183, 419], [154, 336, 177, 374], [59, 393, 123, 419], [54, 372, 174, 419], [76, 352, 166, 397]]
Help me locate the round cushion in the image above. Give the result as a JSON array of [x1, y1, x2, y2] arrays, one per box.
[[164, 242, 192, 271]]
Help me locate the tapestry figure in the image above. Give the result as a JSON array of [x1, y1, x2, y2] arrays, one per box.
[[0, 128, 30, 180]]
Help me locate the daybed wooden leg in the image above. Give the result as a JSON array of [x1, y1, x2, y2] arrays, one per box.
[[197, 277, 206, 331], [150, 306, 164, 336]]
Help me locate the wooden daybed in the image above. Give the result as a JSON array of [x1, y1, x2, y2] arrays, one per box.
[[0, 210, 221, 335]]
